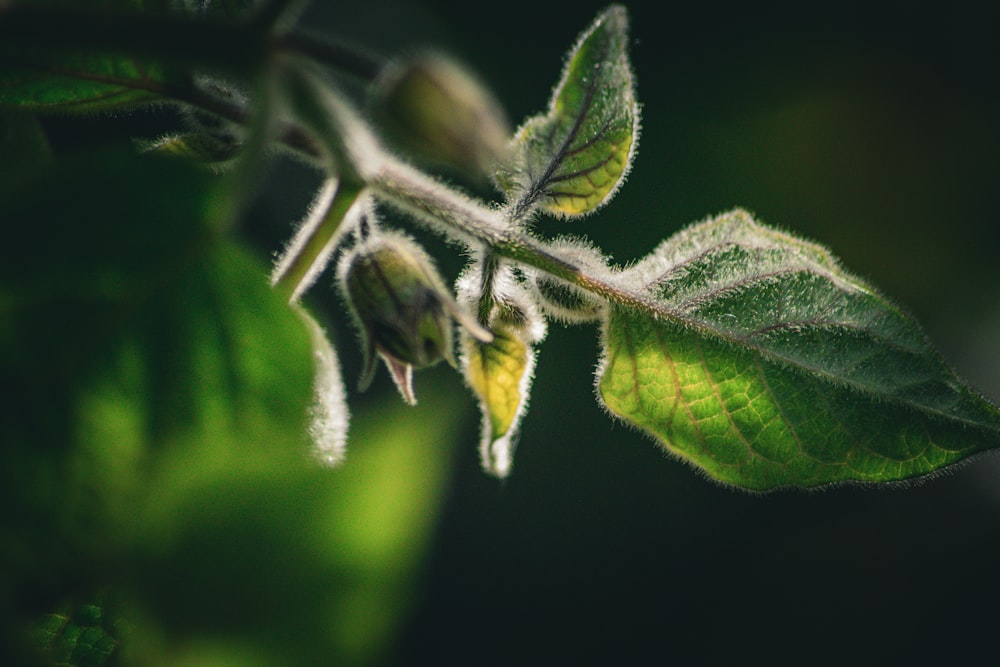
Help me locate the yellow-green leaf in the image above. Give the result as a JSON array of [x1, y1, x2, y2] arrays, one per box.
[[597, 209, 1000, 490], [496, 5, 638, 220], [458, 263, 545, 478], [466, 326, 530, 439]]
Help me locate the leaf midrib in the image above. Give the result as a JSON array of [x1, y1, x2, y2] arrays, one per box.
[[509, 34, 611, 220], [611, 291, 999, 435]]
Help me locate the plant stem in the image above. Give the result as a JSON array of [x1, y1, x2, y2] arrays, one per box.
[[477, 252, 500, 325], [272, 180, 365, 302], [0, 6, 660, 317], [369, 158, 663, 318]]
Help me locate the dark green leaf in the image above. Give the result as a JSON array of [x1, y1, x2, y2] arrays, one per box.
[[33, 602, 120, 667], [0, 57, 170, 112], [598, 209, 1000, 490], [0, 149, 313, 627], [0, 4, 263, 113], [496, 5, 638, 220]]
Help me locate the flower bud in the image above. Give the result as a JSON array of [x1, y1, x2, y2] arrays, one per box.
[[371, 52, 511, 176], [339, 233, 490, 404]]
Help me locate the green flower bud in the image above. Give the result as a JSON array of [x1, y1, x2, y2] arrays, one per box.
[[339, 233, 490, 404], [372, 52, 511, 176]]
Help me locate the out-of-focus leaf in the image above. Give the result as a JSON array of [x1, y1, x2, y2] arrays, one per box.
[[598, 209, 1000, 490], [127, 384, 463, 666], [496, 5, 638, 220], [0, 149, 314, 657], [295, 305, 349, 466], [0, 3, 262, 113], [33, 602, 120, 667], [372, 52, 511, 176], [0, 55, 171, 112]]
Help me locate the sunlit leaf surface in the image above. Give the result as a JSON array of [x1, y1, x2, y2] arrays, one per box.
[[599, 209, 1000, 490], [497, 5, 638, 220]]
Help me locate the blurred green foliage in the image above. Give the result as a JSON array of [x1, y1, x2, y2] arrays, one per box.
[[0, 145, 463, 664]]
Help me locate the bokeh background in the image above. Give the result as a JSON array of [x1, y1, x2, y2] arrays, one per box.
[[22, 0, 1000, 664], [285, 1, 1000, 664]]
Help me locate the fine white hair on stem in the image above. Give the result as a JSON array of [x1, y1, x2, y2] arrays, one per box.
[[526, 235, 612, 323], [272, 179, 336, 282], [294, 305, 350, 466], [271, 180, 367, 302]]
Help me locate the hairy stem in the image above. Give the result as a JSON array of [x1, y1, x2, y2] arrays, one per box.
[[1, 5, 659, 317], [477, 252, 500, 325], [272, 180, 365, 302], [368, 157, 661, 318]]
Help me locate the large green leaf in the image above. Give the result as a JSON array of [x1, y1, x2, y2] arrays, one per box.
[[0, 149, 313, 658], [0, 53, 172, 112], [598, 209, 1000, 490], [0, 147, 461, 665], [496, 5, 638, 220]]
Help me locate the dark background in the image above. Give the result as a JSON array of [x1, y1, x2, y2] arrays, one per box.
[[268, 1, 1000, 664]]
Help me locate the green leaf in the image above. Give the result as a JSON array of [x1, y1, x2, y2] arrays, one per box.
[[0, 4, 261, 113], [496, 5, 638, 220], [466, 328, 530, 442], [458, 263, 545, 478], [0, 63, 156, 113], [126, 385, 463, 666], [597, 209, 1000, 490], [34, 602, 120, 667], [0, 149, 314, 640]]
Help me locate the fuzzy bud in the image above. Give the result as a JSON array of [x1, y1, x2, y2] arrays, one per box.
[[339, 232, 490, 404], [372, 52, 511, 176]]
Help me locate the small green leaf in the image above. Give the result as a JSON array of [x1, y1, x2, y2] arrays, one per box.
[[598, 209, 1000, 490], [466, 327, 528, 439], [458, 264, 545, 477], [496, 5, 638, 220]]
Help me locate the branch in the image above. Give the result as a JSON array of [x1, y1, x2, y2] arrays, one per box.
[[0, 5, 660, 319], [368, 157, 663, 318]]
